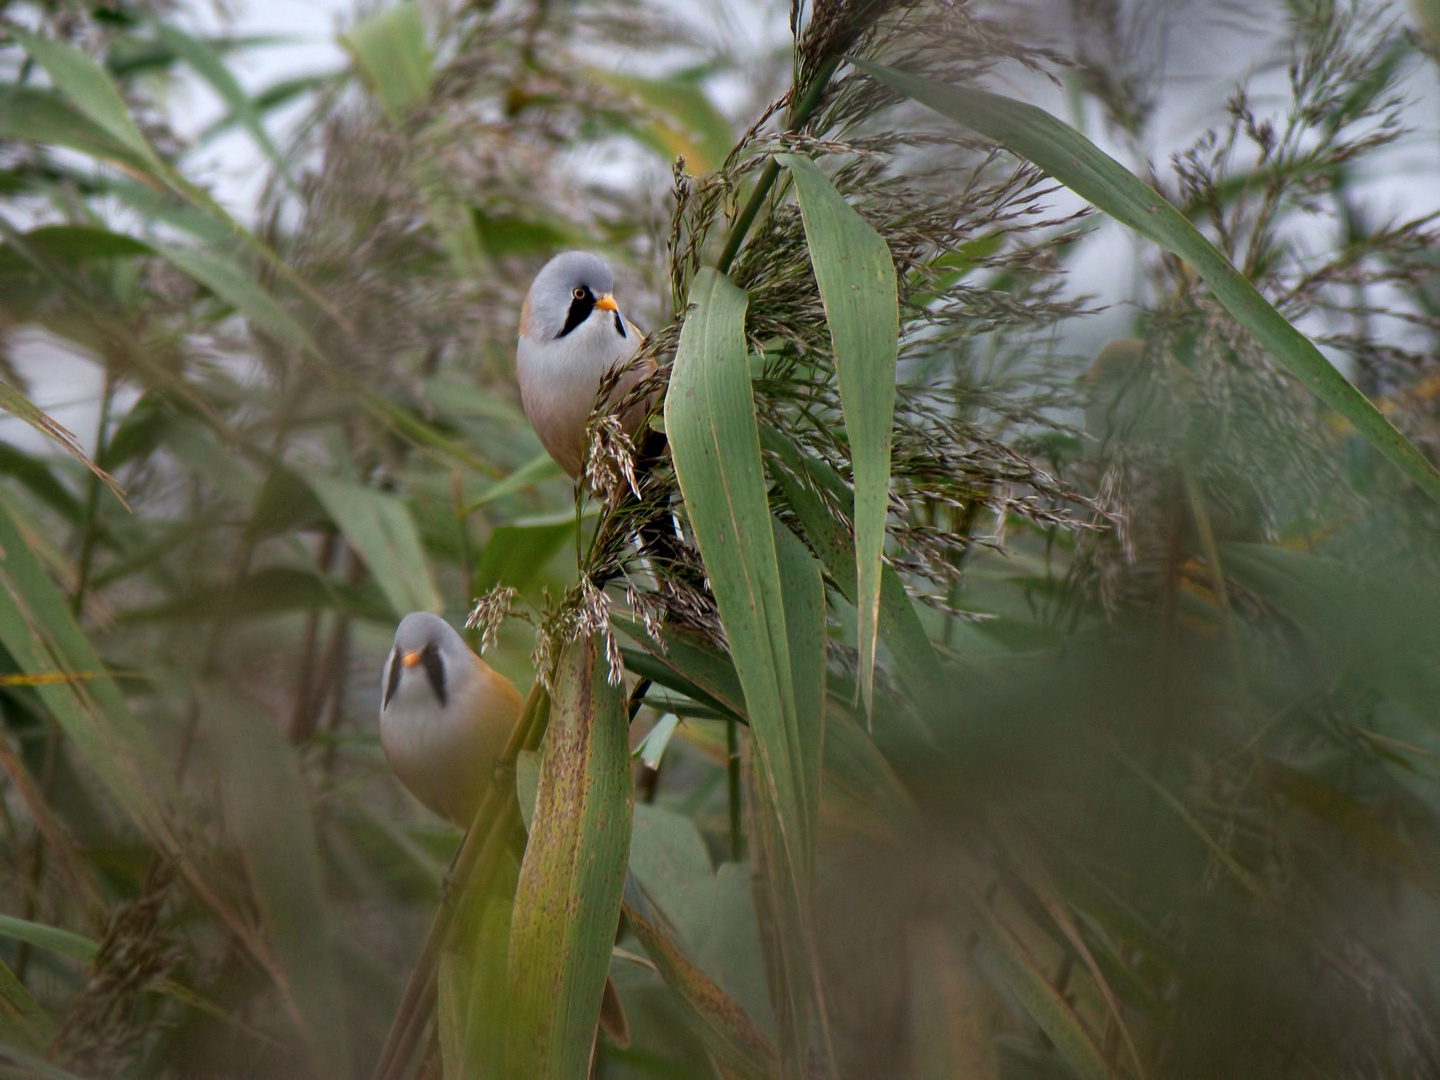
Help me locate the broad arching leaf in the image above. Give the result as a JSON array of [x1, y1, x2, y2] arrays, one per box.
[[856, 60, 1440, 503]]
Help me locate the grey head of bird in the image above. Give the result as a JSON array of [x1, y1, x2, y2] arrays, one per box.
[[380, 611, 473, 716], [518, 250, 629, 344]]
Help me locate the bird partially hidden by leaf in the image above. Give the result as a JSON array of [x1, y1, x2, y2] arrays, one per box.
[[379, 612, 630, 1049]]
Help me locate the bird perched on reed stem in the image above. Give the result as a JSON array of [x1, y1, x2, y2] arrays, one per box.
[[516, 251, 655, 479], [378, 612, 630, 1048]]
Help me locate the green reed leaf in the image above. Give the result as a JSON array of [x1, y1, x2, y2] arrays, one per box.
[[614, 617, 746, 720], [0, 373, 126, 508], [762, 429, 948, 718], [505, 637, 633, 1079], [0, 914, 93, 963], [300, 472, 442, 617], [0, 86, 156, 178], [0, 224, 151, 277], [622, 879, 777, 1079], [0, 951, 49, 1053], [474, 514, 576, 595], [198, 71, 338, 145], [8, 29, 165, 172], [341, 4, 434, 121], [778, 153, 898, 720], [588, 68, 734, 173], [969, 897, 1118, 1080], [665, 267, 827, 1077], [628, 805, 716, 954], [156, 25, 295, 187], [443, 848, 520, 1079], [0, 492, 176, 843], [774, 521, 825, 860], [152, 242, 316, 353]]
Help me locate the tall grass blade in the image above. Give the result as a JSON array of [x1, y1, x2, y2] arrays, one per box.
[[153, 243, 316, 353], [198, 72, 338, 145], [373, 684, 551, 1080], [994, 816, 1145, 1079], [773, 522, 825, 872], [354, 387, 502, 477], [614, 617, 746, 718], [969, 896, 1118, 1080], [777, 154, 898, 720], [156, 26, 295, 188], [462, 453, 564, 511], [856, 61, 1440, 502], [822, 707, 918, 838], [341, 4, 435, 121], [0, 914, 267, 1041], [0, 225, 151, 276], [443, 849, 520, 1079], [504, 637, 632, 1079], [0, 494, 176, 842], [340, 7, 479, 274], [665, 267, 825, 1077], [8, 30, 165, 172], [589, 69, 734, 172], [764, 432, 948, 717], [0, 86, 157, 177], [628, 804, 716, 953], [622, 880, 777, 1079], [474, 515, 576, 594], [0, 378, 126, 508], [905, 922, 996, 1080], [0, 914, 94, 963], [0, 954, 50, 1053], [1112, 746, 1265, 900]]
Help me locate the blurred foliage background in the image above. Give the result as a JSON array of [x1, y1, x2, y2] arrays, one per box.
[[3, 0, 1440, 1077]]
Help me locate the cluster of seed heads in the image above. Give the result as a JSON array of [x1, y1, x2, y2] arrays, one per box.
[[466, 585, 518, 654]]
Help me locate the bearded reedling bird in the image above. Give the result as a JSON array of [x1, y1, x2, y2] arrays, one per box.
[[378, 612, 630, 1048], [379, 612, 521, 827], [516, 251, 655, 479]]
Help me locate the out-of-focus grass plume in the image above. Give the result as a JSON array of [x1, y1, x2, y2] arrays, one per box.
[[2, 0, 1440, 1077]]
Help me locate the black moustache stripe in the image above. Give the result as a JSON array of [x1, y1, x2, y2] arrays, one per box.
[[614, 312, 625, 337], [383, 648, 402, 708], [558, 291, 595, 338], [421, 645, 447, 707]]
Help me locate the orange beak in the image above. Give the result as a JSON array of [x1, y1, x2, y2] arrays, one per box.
[[595, 294, 618, 312], [401, 649, 424, 668]]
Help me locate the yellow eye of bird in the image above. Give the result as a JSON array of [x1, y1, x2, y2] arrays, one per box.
[[573, 287, 586, 300]]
